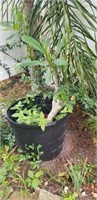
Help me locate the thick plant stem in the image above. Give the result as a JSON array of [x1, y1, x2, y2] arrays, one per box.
[[52, 70, 59, 91], [47, 0, 72, 122], [47, 99, 65, 121], [47, 69, 65, 122], [23, 0, 34, 16], [23, 0, 34, 35], [29, 67, 38, 93], [47, 67, 66, 121]]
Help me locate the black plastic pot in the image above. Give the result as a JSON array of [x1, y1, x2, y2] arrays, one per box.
[[6, 96, 68, 161]]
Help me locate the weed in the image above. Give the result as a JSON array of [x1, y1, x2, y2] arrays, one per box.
[[62, 191, 78, 200], [18, 144, 43, 190], [26, 170, 43, 189], [0, 146, 20, 199], [66, 159, 96, 191], [18, 143, 43, 169], [20, 72, 31, 83], [0, 119, 15, 149], [84, 114, 97, 135], [17, 145, 43, 191], [82, 96, 97, 115], [0, 144, 43, 199]]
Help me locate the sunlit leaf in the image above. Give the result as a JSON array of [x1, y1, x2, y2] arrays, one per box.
[[22, 35, 44, 54], [17, 60, 48, 68]]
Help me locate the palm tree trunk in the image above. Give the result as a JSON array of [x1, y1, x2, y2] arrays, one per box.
[[23, 0, 42, 93], [23, 0, 34, 13]]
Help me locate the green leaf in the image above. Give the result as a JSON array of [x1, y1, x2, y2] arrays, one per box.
[[95, 42, 97, 55], [35, 170, 43, 178], [66, 104, 73, 113], [54, 58, 67, 66], [38, 112, 47, 131], [60, 91, 67, 101], [28, 170, 34, 179], [22, 35, 44, 54], [39, 122, 45, 131], [11, 101, 23, 110], [32, 178, 40, 189], [17, 60, 48, 68], [54, 39, 65, 56], [45, 68, 52, 85], [37, 144, 42, 150], [11, 113, 20, 118], [61, 104, 73, 114]]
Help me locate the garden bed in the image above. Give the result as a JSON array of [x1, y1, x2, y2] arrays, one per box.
[[0, 75, 97, 200]]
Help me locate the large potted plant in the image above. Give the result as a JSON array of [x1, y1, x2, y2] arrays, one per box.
[[2, 0, 97, 160], [6, 37, 76, 161]]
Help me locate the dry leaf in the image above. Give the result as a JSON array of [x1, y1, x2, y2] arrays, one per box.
[[70, 95, 75, 101], [44, 181, 48, 186], [92, 192, 97, 199], [58, 171, 67, 177]]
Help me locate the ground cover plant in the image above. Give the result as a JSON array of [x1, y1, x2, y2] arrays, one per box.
[[1, 0, 97, 120]]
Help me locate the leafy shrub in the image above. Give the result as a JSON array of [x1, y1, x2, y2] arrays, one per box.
[[0, 144, 43, 199]]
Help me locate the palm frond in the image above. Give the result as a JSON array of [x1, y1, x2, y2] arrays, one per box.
[[1, 0, 21, 26]]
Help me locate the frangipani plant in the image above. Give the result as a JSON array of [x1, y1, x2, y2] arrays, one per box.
[[17, 35, 74, 122], [15, 18, 97, 122]]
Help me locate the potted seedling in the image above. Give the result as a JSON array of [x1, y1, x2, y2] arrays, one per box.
[[6, 36, 76, 161]]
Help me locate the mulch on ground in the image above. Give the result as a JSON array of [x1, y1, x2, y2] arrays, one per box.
[[42, 109, 96, 174], [40, 109, 97, 199]]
